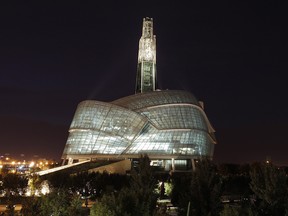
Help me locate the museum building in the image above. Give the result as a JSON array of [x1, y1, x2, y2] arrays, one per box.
[[61, 17, 216, 171]]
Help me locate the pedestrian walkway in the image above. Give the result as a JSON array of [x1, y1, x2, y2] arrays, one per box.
[[157, 199, 178, 216]]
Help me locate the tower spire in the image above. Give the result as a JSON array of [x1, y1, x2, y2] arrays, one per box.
[[135, 17, 157, 93]]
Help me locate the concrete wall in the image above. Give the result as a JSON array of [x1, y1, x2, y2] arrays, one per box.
[[88, 159, 131, 174]]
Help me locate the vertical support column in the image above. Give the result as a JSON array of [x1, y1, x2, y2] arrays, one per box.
[[191, 158, 196, 172], [68, 157, 73, 165], [171, 158, 175, 172]]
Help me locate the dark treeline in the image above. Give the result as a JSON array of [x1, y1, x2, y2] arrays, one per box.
[[171, 160, 288, 216], [1, 157, 288, 215]]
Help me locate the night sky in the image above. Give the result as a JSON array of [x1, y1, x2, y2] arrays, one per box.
[[0, 1, 287, 164]]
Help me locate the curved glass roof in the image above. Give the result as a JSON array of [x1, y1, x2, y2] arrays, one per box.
[[112, 90, 200, 111], [70, 100, 147, 142]]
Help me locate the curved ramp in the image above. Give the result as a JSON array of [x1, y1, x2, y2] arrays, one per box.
[[36, 160, 90, 176]]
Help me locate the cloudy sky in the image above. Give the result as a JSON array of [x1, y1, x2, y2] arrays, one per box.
[[0, 1, 287, 164]]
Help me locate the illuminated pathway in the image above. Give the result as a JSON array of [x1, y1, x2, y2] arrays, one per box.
[[36, 160, 90, 176]]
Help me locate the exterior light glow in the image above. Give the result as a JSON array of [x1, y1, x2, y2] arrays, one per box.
[[38, 180, 51, 195], [26, 190, 31, 197], [29, 162, 35, 167]]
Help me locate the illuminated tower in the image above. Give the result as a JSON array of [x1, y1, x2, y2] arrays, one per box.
[[135, 17, 157, 93]]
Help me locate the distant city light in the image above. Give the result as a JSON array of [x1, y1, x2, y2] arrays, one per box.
[[29, 161, 35, 167]]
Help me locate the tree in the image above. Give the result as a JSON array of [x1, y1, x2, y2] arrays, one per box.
[[27, 174, 41, 196], [220, 204, 238, 216], [39, 189, 83, 216], [68, 195, 84, 216], [117, 186, 156, 216], [249, 162, 288, 215], [5, 198, 15, 216], [3, 173, 28, 197], [170, 172, 192, 208], [129, 154, 158, 215], [21, 197, 41, 216], [219, 202, 254, 216], [91, 154, 158, 216], [178, 159, 222, 216], [90, 193, 117, 216], [43, 171, 71, 189], [0, 174, 3, 195], [191, 159, 222, 216]]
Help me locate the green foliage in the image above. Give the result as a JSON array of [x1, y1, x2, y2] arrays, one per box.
[[116, 188, 138, 215], [3, 173, 28, 197], [20, 190, 83, 216], [40, 189, 69, 216], [91, 154, 158, 216], [90, 194, 117, 216], [164, 182, 172, 197], [70, 171, 89, 189], [249, 162, 288, 215], [130, 155, 155, 191], [220, 204, 238, 216], [39, 189, 82, 216], [238, 200, 254, 216], [175, 159, 222, 216], [0, 174, 3, 192], [43, 171, 71, 188], [68, 195, 84, 216], [5, 198, 16, 216], [222, 175, 251, 196], [21, 197, 41, 216], [68, 170, 129, 197], [170, 172, 192, 207], [130, 154, 158, 215], [189, 159, 222, 216], [91, 187, 152, 216], [27, 174, 41, 196], [154, 202, 170, 216], [219, 201, 254, 216]]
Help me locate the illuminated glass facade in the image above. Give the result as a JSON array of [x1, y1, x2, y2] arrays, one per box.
[[61, 17, 216, 167], [62, 90, 216, 162]]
